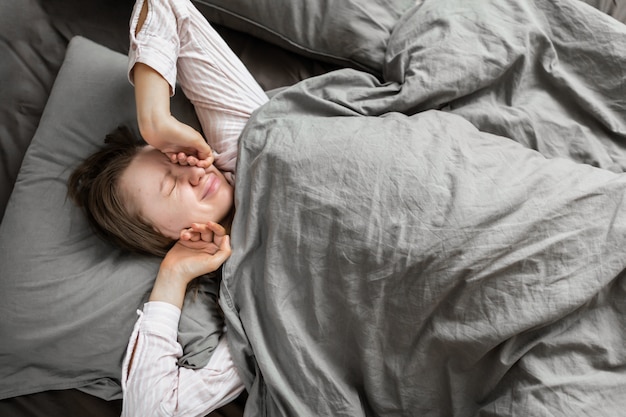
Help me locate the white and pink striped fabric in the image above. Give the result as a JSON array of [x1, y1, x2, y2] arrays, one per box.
[[121, 302, 245, 417], [121, 0, 263, 414], [127, 0, 268, 185]]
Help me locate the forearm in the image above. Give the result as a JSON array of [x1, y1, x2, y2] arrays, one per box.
[[133, 61, 209, 159], [132, 63, 177, 143], [133, 62, 169, 129], [128, 0, 266, 179], [148, 267, 189, 309], [121, 302, 243, 417]]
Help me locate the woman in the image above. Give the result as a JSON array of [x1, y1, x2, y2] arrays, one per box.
[[68, 0, 268, 415]]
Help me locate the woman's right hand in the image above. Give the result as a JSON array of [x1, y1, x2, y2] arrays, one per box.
[[146, 114, 215, 168], [133, 62, 214, 168]]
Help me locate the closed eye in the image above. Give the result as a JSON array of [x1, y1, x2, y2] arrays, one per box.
[[166, 172, 177, 196], [160, 172, 177, 196], [169, 177, 176, 195]]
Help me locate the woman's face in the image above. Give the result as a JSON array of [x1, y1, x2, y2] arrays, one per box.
[[119, 146, 234, 239]]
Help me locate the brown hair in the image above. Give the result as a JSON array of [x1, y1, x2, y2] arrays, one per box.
[[67, 126, 175, 257]]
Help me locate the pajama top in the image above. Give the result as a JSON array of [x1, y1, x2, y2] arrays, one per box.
[[122, 0, 267, 414], [127, 0, 268, 185]]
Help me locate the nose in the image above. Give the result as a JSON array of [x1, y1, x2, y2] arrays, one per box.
[[177, 165, 206, 187]]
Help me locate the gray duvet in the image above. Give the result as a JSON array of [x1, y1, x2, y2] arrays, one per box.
[[220, 0, 626, 415]]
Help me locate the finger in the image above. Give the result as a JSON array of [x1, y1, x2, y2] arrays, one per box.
[[191, 222, 208, 231], [195, 226, 213, 243], [167, 152, 178, 164], [201, 230, 213, 242], [180, 228, 202, 242], [197, 145, 213, 161], [166, 152, 180, 164], [176, 152, 189, 165], [177, 239, 212, 251], [191, 222, 214, 242], [218, 235, 231, 256], [220, 235, 231, 250], [195, 159, 211, 168], [196, 154, 215, 168], [166, 151, 191, 165], [205, 220, 227, 236], [204, 236, 232, 268], [179, 228, 193, 240]]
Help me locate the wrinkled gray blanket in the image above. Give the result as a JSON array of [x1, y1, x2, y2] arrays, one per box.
[[220, 0, 626, 415]]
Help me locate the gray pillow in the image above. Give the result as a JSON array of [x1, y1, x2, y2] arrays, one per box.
[[192, 0, 417, 74], [0, 0, 67, 222], [0, 36, 222, 401]]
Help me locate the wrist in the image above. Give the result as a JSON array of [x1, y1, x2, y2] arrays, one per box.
[[137, 111, 172, 145], [148, 268, 189, 309]]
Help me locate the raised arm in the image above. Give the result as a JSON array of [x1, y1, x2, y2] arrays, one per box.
[[133, 62, 213, 166], [128, 0, 268, 183], [131, 0, 213, 166]]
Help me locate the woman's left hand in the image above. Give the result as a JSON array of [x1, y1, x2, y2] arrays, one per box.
[[150, 221, 231, 308], [160, 221, 231, 286], [161, 222, 231, 284]]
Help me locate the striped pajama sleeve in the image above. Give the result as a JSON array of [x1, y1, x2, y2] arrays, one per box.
[[121, 302, 244, 417], [128, 0, 269, 185]]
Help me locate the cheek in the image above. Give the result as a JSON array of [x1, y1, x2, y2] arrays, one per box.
[[134, 193, 178, 237], [150, 210, 183, 239], [224, 187, 235, 210]]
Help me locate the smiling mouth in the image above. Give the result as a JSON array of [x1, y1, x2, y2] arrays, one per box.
[[201, 173, 219, 200]]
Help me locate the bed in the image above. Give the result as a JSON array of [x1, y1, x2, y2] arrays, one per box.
[[1, 0, 625, 416]]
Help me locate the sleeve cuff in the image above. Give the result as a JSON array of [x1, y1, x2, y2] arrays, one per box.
[[128, 39, 178, 96]]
